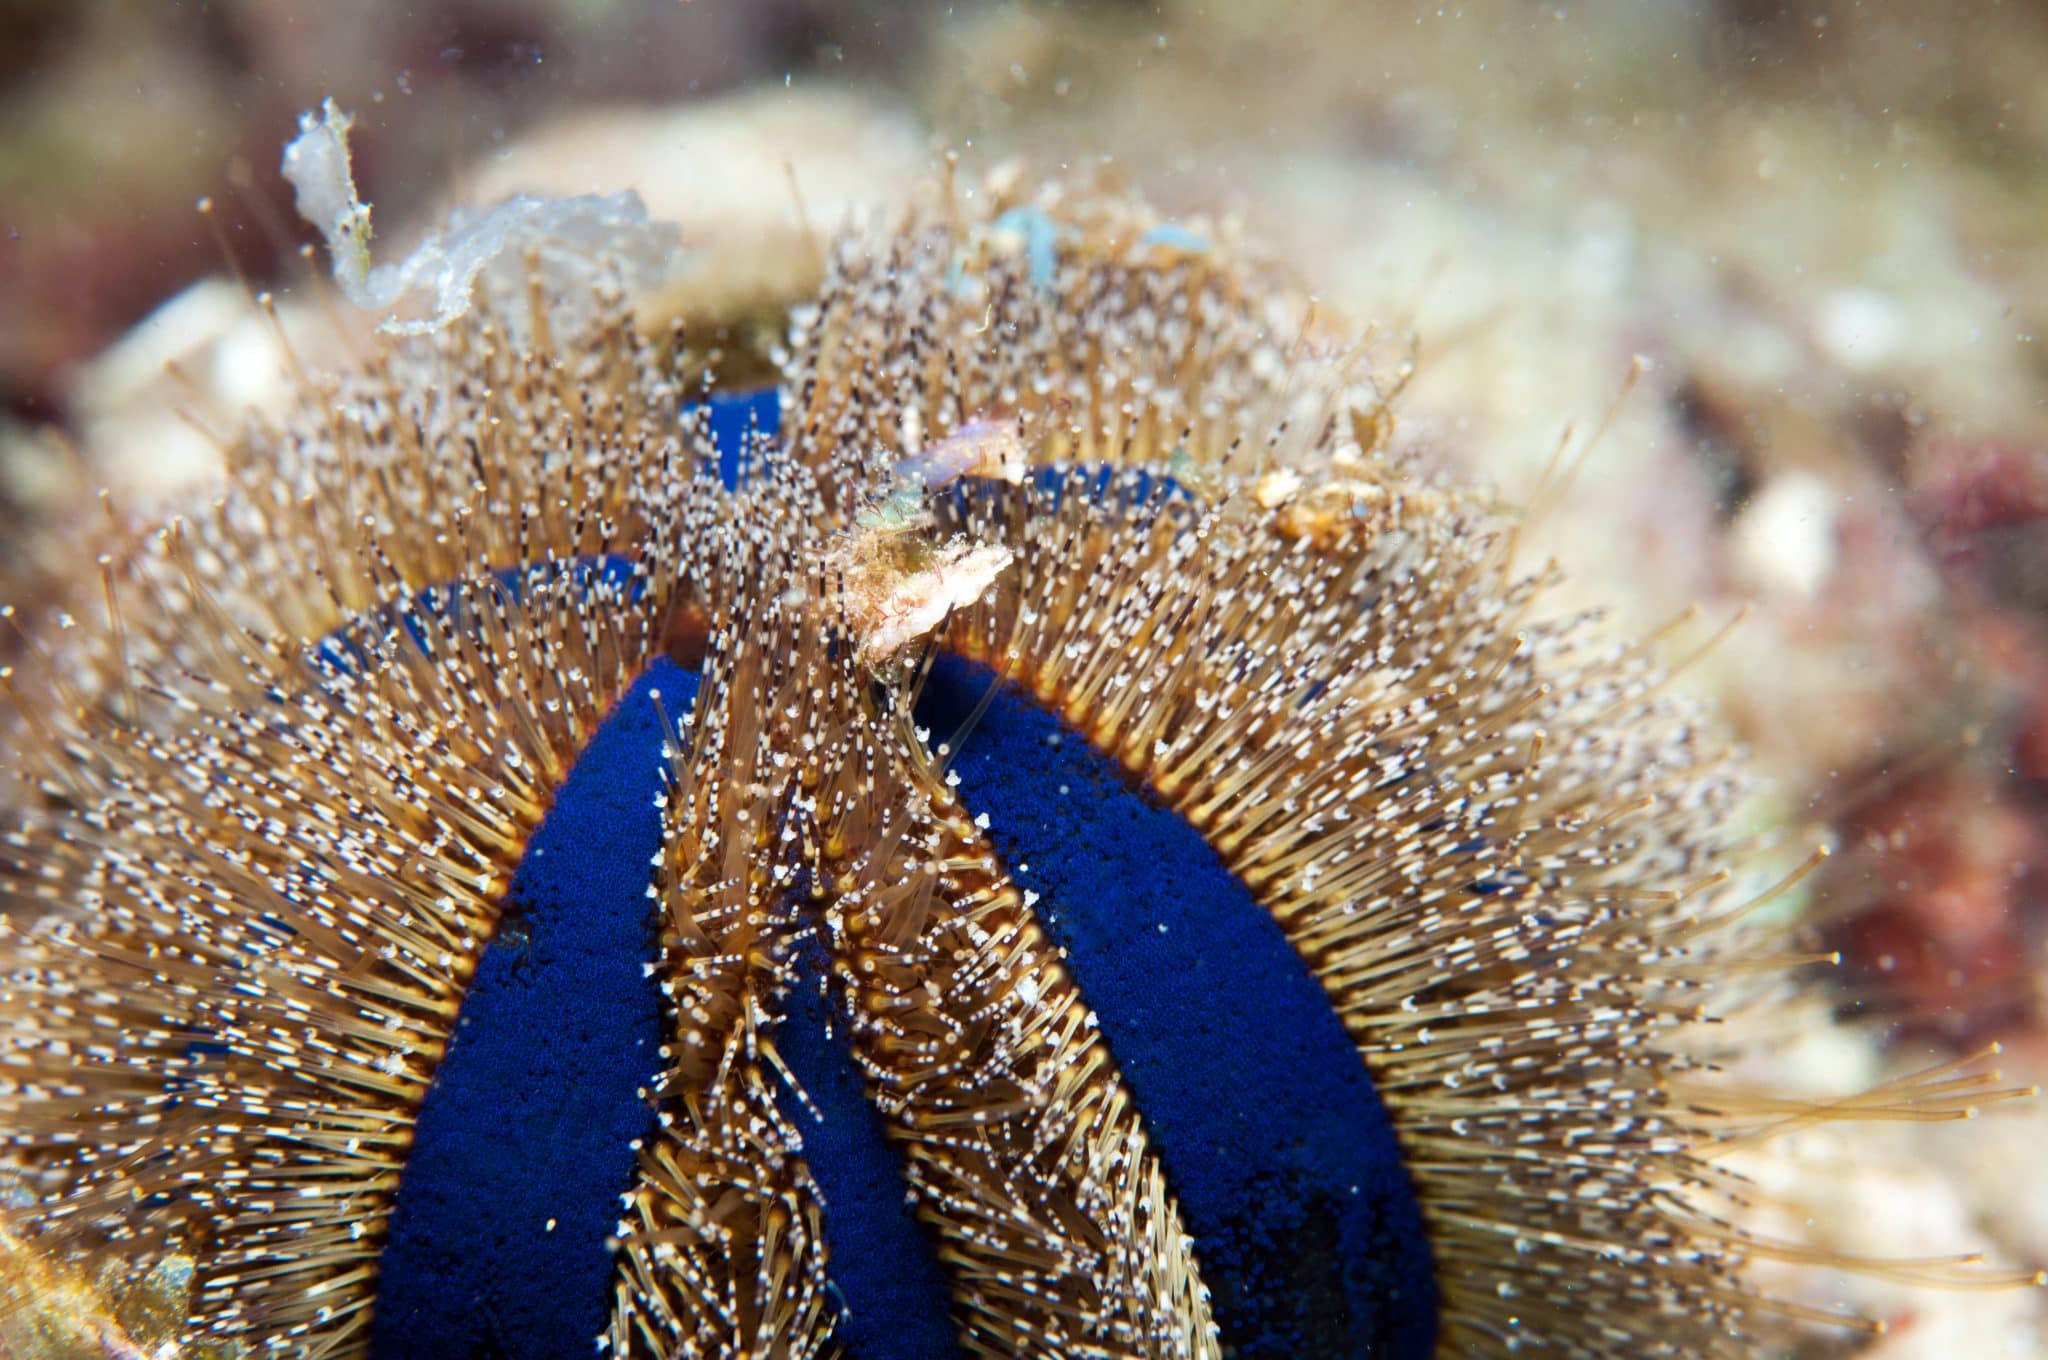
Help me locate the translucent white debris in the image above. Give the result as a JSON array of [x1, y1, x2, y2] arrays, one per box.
[[282, 98, 681, 336]]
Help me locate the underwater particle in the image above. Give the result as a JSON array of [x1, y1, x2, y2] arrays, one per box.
[[0, 114, 2034, 1360]]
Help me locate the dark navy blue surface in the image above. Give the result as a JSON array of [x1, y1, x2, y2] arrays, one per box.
[[772, 938, 965, 1360], [933, 464, 1192, 530], [1025, 461, 1191, 511], [916, 654, 1440, 1360], [371, 658, 696, 1360], [686, 386, 782, 489], [313, 555, 642, 677]]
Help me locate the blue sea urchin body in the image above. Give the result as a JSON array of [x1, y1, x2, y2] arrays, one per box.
[[917, 650, 1436, 1358], [370, 658, 690, 1358], [0, 184, 1818, 1359]]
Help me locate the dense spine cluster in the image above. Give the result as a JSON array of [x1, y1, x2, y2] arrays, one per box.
[[0, 180, 2024, 1359]]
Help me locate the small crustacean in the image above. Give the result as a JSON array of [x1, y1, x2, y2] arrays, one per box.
[[891, 415, 1028, 492], [830, 530, 1013, 667], [834, 419, 1026, 666], [852, 478, 932, 536], [821, 416, 1029, 667]]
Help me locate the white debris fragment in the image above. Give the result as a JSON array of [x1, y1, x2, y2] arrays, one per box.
[[282, 98, 681, 336], [1815, 287, 1909, 372], [1254, 467, 1303, 508], [1731, 470, 1841, 600], [850, 540, 1014, 664]]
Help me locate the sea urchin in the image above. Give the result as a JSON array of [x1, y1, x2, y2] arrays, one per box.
[[0, 122, 2028, 1360]]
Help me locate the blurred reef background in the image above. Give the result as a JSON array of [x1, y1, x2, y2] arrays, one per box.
[[2, 0, 2046, 1353]]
